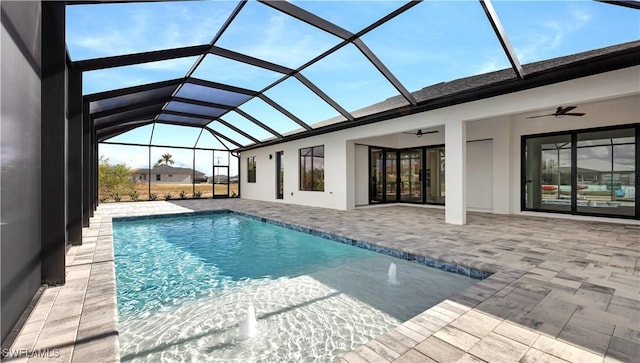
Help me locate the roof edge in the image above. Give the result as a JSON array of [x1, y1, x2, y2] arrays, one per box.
[[237, 41, 640, 152]]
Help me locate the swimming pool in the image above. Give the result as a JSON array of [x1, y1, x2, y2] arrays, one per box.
[[113, 212, 477, 362]]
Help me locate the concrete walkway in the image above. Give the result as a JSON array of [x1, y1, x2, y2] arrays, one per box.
[[6, 199, 639, 362]]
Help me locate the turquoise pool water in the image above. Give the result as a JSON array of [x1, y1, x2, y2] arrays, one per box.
[[114, 212, 476, 362]]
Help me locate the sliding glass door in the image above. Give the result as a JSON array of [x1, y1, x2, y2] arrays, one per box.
[[576, 128, 636, 217], [370, 148, 384, 203], [426, 147, 445, 204], [369, 146, 446, 205], [523, 125, 638, 219], [385, 151, 398, 202], [400, 149, 422, 202], [524, 135, 572, 212]]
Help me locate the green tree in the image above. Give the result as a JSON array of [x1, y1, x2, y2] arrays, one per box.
[[157, 153, 174, 166], [98, 156, 135, 202]]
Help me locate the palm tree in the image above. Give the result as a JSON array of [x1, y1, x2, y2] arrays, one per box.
[[157, 153, 174, 166]]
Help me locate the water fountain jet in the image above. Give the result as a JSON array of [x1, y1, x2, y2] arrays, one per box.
[[239, 303, 257, 339], [388, 263, 398, 285]]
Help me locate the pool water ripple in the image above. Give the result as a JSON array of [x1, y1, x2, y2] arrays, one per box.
[[114, 213, 476, 362]]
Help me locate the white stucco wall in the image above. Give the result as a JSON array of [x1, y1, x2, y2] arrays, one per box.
[[239, 66, 640, 217], [240, 133, 351, 209], [354, 144, 369, 206], [466, 139, 493, 212]]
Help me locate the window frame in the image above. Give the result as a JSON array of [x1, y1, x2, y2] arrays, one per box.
[[299, 145, 325, 192], [247, 156, 256, 183], [520, 123, 639, 220]]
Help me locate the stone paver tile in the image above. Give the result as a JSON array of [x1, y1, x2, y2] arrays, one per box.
[[430, 305, 462, 321], [10, 331, 40, 352], [376, 333, 412, 356], [566, 306, 616, 336], [549, 277, 583, 290], [355, 345, 390, 363], [558, 321, 612, 355], [393, 349, 435, 363], [366, 340, 401, 361], [456, 353, 487, 363], [585, 253, 612, 264], [608, 254, 636, 269], [448, 294, 483, 309], [17, 320, 48, 337], [607, 296, 640, 326], [520, 348, 571, 363], [609, 272, 640, 286], [415, 336, 465, 362], [574, 282, 615, 310], [438, 300, 472, 316], [450, 310, 502, 338], [468, 332, 528, 363], [403, 320, 436, 338], [71, 334, 118, 362], [342, 351, 370, 363], [492, 321, 540, 346], [612, 325, 640, 343], [410, 315, 447, 334], [393, 325, 427, 344], [421, 308, 456, 325], [532, 335, 603, 363], [606, 336, 640, 363], [433, 326, 480, 352], [511, 295, 579, 338]]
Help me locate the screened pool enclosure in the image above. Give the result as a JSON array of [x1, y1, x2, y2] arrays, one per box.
[[68, 0, 640, 200]]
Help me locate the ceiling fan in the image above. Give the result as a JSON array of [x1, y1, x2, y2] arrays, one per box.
[[402, 129, 438, 137], [526, 106, 585, 119]]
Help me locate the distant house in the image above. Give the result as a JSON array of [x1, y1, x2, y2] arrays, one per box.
[[206, 175, 239, 184], [131, 165, 207, 184]]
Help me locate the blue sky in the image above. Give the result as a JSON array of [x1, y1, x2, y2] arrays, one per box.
[[66, 1, 640, 172]]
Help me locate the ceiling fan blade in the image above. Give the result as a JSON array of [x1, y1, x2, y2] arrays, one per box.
[[402, 132, 416, 135], [421, 130, 438, 134], [557, 106, 577, 115], [526, 114, 555, 119], [564, 112, 585, 116]]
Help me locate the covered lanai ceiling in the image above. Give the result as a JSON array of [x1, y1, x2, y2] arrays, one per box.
[[68, 0, 640, 151]]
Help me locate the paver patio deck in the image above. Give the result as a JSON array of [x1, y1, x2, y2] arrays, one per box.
[[5, 199, 639, 362]]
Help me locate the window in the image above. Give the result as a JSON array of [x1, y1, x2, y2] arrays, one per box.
[[156, 174, 161, 181], [300, 145, 324, 191], [247, 156, 256, 183], [168, 174, 173, 177], [522, 125, 638, 219]]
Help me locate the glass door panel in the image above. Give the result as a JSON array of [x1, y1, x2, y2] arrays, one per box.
[[276, 151, 284, 199], [576, 129, 635, 217], [400, 149, 422, 202], [426, 147, 445, 204], [386, 151, 398, 202], [524, 135, 572, 211], [370, 148, 384, 203]]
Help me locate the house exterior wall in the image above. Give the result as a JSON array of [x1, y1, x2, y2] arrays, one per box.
[[134, 173, 206, 184], [354, 144, 369, 206], [1, 1, 43, 343], [240, 66, 639, 219], [153, 173, 192, 184], [507, 94, 640, 216]]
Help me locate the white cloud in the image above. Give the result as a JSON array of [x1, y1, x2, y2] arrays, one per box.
[[474, 57, 506, 74], [68, 2, 231, 60], [515, 5, 592, 63], [229, 11, 337, 68]]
